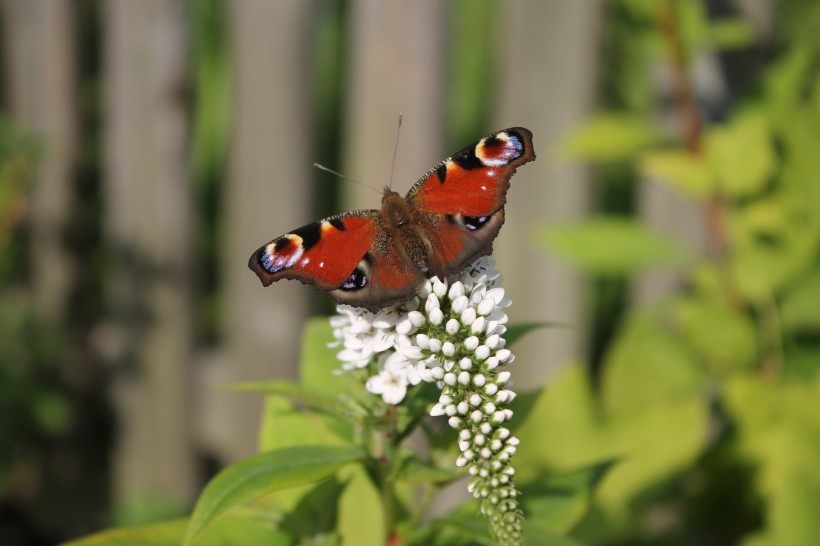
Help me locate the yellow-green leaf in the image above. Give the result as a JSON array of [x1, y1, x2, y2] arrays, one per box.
[[536, 217, 690, 274], [640, 149, 713, 198], [562, 113, 660, 161], [184, 446, 363, 545], [707, 113, 776, 197]]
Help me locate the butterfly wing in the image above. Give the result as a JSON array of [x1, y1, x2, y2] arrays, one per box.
[[407, 127, 535, 277], [249, 211, 379, 291], [248, 210, 425, 311], [407, 127, 535, 216]]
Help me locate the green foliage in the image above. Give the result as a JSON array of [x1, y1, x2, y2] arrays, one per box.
[[65, 317, 609, 545], [183, 446, 364, 545], [537, 216, 690, 274], [525, 1, 820, 543]]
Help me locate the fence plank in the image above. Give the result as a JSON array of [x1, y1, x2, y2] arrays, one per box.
[[494, 0, 602, 383], [2, 0, 77, 323], [216, 1, 314, 461], [104, 0, 197, 504], [343, 0, 445, 207]]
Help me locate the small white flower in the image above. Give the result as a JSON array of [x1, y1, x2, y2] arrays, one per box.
[[365, 367, 407, 405]]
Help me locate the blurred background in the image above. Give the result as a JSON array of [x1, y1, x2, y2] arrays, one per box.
[[2, 0, 819, 545]]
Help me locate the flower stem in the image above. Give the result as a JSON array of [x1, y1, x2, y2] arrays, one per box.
[[378, 405, 399, 545]]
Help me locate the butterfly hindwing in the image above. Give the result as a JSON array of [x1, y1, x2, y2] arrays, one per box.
[[416, 208, 506, 279], [407, 127, 535, 217], [328, 228, 427, 310], [249, 211, 379, 291]]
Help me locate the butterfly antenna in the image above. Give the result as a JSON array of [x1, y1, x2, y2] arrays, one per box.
[[388, 113, 403, 191], [313, 163, 382, 195]]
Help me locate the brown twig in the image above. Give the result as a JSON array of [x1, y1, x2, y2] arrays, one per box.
[[658, 0, 727, 258]]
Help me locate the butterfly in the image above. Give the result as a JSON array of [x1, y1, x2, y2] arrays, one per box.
[[248, 127, 535, 311]]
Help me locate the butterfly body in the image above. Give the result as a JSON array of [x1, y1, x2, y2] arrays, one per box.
[[249, 127, 535, 311]]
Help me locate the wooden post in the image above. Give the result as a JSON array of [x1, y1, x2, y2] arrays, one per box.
[[494, 0, 602, 383], [2, 0, 77, 324], [103, 0, 197, 504], [343, 0, 445, 206], [215, 1, 314, 461]]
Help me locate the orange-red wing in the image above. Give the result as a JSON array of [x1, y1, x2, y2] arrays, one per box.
[[416, 209, 506, 278], [408, 127, 535, 216], [327, 229, 427, 311], [248, 211, 379, 291]]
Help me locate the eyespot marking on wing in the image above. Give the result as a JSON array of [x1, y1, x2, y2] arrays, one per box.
[[260, 235, 305, 273], [446, 214, 493, 231], [475, 131, 524, 167], [339, 254, 372, 292]]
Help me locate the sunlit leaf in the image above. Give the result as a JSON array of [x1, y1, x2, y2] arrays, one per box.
[[561, 113, 660, 161], [673, 296, 757, 374], [521, 460, 615, 534], [300, 318, 348, 396], [233, 380, 353, 418], [602, 313, 705, 413], [724, 375, 820, 545], [537, 217, 690, 274], [707, 113, 776, 198], [781, 272, 820, 332], [514, 365, 708, 533], [62, 513, 291, 546], [640, 149, 713, 198], [183, 446, 363, 545]]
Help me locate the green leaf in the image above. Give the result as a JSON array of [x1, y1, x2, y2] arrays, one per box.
[[62, 513, 291, 546], [561, 113, 660, 161], [673, 296, 757, 374], [602, 312, 705, 413], [436, 511, 494, 545], [395, 455, 460, 484], [300, 318, 341, 390], [521, 460, 615, 534], [536, 217, 690, 274], [781, 271, 820, 332], [521, 521, 585, 546], [337, 465, 384, 546], [504, 322, 553, 347], [438, 510, 585, 546], [514, 365, 708, 533], [724, 375, 820, 545], [233, 380, 356, 419], [707, 112, 776, 198], [183, 446, 363, 545], [640, 149, 713, 198], [61, 519, 189, 546], [278, 477, 346, 540], [257, 395, 354, 458]]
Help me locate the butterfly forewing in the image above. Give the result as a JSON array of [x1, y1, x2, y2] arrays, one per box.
[[249, 211, 379, 290], [407, 127, 535, 216]]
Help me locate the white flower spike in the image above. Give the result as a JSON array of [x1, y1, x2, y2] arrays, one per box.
[[330, 257, 524, 544]]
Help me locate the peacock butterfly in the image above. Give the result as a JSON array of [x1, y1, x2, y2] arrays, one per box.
[[249, 127, 535, 311]]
